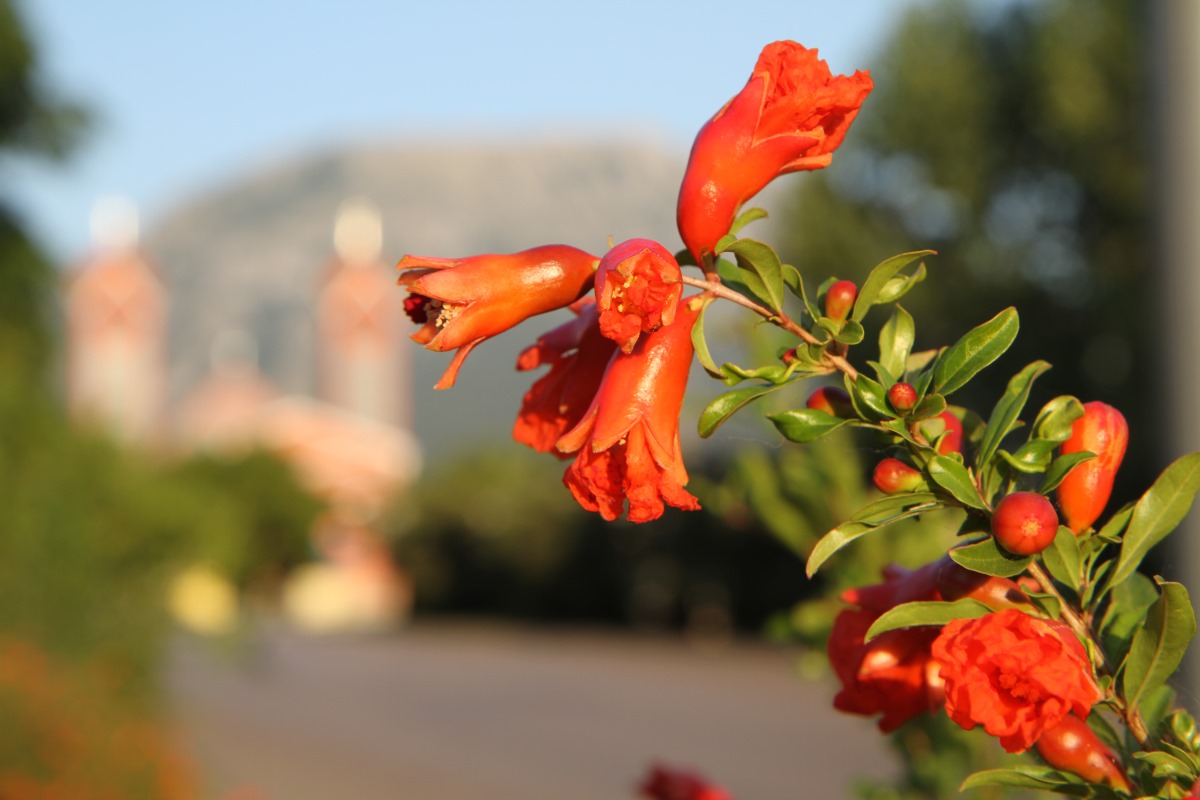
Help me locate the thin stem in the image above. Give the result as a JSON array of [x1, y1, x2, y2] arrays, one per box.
[[1026, 561, 1151, 749], [682, 275, 859, 380]]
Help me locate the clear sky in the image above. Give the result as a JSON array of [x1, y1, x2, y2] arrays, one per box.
[[11, 0, 927, 261]]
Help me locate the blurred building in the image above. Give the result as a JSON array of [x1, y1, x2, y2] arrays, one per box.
[[63, 197, 420, 631]]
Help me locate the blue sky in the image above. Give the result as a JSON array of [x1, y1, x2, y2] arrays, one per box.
[[11, 0, 928, 260]]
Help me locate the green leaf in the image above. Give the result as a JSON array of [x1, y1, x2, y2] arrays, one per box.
[[724, 238, 785, 312], [717, 361, 816, 387], [875, 262, 927, 305], [932, 307, 1019, 397], [690, 300, 723, 379], [697, 383, 788, 438], [1039, 451, 1095, 494], [1000, 439, 1057, 474], [806, 494, 941, 577], [1122, 580, 1196, 718], [715, 257, 771, 310], [878, 306, 915, 379], [1134, 749, 1195, 779], [909, 393, 946, 421], [1101, 572, 1158, 665], [1112, 453, 1200, 587], [831, 318, 864, 345], [769, 409, 851, 444], [864, 598, 992, 642], [1041, 526, 1082, 592], [850, 250, 936, 322], [844, 373, 892, 422], [1033, 395, 1085, 442], [927, 455, 986, 509], [1095, 504, 1133, 543], [977, 360, 1052, 473], [949, 538, 1033, 578], [960, 767, 1087, 795], [729, 206, 768, 236]]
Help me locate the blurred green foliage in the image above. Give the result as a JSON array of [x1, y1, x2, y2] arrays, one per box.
[[779, 0, 1149, 501]]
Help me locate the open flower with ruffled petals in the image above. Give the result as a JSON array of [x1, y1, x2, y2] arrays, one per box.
[[677, 41, 873, 264], [932, 609, 1101, 753], [555, 302, 702, 523], [398, 244, 598, 389], [594, 238, 683, 354], [512, 300, 618, 456]]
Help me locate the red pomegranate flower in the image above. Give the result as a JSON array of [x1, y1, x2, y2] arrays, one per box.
[[555, 302, 702, 523], [397, 244, 597, 389], [932, 609, 1101, 753], [512, 300, 618, 456], [677, 41, 873, 265], [594, 238, 683, 354]]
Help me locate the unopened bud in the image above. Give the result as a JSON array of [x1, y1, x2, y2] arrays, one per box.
[[873, 458, 926, 494], [991, 492, 1058, 556], [887, 382, 917, 413], [824, 280, 858, 322], [806, 386, 854, 418], [1057, 401, 1128, 534], [1035, 715, 1131, 791]]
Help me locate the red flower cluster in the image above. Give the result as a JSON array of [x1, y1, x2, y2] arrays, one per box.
[[931, 609, 1101, 753], [829, 557, 1030, 732], [398, 40, 870, 521]]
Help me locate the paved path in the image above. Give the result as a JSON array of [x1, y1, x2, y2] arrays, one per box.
[[167, 622, 895, 800]]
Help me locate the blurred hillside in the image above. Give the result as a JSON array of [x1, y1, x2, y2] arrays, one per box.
[[143, 140, 687, 455]]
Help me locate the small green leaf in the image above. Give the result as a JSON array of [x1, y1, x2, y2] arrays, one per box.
[[1122, 580, 1197, 718], [1040, 525, 1082, 592], [769, 409, 851, 444], [729, 206, 768, 235], [1100, 572, 1159, 668], [927, 455, 986, 510], [831, 318, 865, 345], [1112, 453, 1200, 587], [1001, 439, 1057, 474], [697, 384, 788, 438], [977, 360, 1052, 473], [879, 306, 915, 379], [909, 393, 946, 421], [1033, 395, 1085, 442], [845, 373, 892, 422], [1135, 750, 1194, 779], [932, 307, 1020, 397], [724, 238, 785, 311], [875, 262, 927, 305], [864, 598, 992, 642], [690, 300, 723, 379], [851, 250, 936, 322], [867, 360, 898, 388], [1095, 503, 1133, 543], [949, 538, 1033, 578], [716, 257, 771, 310], [806, 494, 940, 577], [960, 767, 1087, 794], [1039, 451, 1095, 494]]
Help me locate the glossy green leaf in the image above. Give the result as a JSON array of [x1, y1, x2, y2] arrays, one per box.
[[949, 538, 1033, 578], [1135, 750, 1194, 779], [715, 258, 771, 311], [977, 360, 1052, 472], [867, 360, 898, 389], [1095, 503, 1134, 543], [879, 306, 915, 379], [1033, 395, 1085, 442], [932, 307, 1019, 397], [769, 409, 851, 444], [806, 493, 941, 577], [724, 238, 785, 312], [927, 455, 986, 510], [1110, 452, 1200, 587], [1100, 572, 1158, 666], [875, 262, 928, 305], [1040, 526, 1082, 592], [850, 250, 936, 322], [697, 383, 788, 438], [729, 206, 768, 236], [909, 393, 946, 421], [831, 318, 864, 345], [844, 373, 892, 422], [864, 598, 992, 642], [1000, 439, 1057, 474], [959, 767, 1087, 795], [1122, 580, 1197, 717], [690, 300, 723, 379], [1038, 451, 1096, 494]]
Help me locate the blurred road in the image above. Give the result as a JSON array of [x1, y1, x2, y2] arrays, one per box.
[[167, 622, 895, 800]]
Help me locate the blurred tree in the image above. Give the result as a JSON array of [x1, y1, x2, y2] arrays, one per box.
[[778, 0, 1150, 497]]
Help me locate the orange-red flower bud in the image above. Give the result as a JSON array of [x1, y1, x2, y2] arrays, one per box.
[[824, 280, 858, 322], [555, 303, 702, 523], [594, 238, 683, 354], [887, 382, 917, 413], [1057, 401, 1128, 534], [398, 244, 598, 389], [873, 458, 925, 494], [676, 41, 873, 265], [806, 386, 854, 417], [513, 301, 618, 457], [1035, 714, 1131, 791], [992, 492, 1059, 556]]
